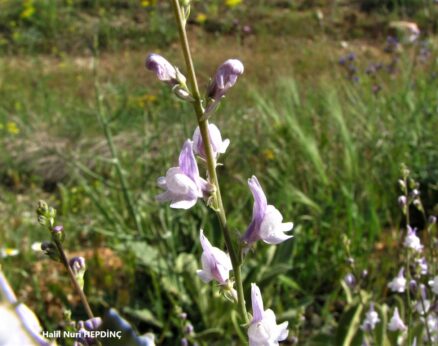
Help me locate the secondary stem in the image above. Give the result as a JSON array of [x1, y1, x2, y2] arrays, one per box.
[[53, 237, 94, 320], [170, 0, 249, 324]]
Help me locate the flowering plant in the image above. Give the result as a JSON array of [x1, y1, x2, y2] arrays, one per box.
[[145, 0, 294, 343]]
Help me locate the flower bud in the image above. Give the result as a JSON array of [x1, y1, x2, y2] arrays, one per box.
[[185, 323, 194, 335], [398, 195, 407, 207], [36, 200, 48, 215], [428, 215, 437, 225], [145, 53, 186, 86], [41, 241, 60, 262], [344, 273, 356, 288], [69, 256, 86, 290], [207, 59, 244, 102]]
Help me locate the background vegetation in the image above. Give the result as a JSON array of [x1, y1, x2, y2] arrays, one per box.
[[0, 0, 437, 344]]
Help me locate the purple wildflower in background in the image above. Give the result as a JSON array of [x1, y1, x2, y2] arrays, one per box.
[[192, 123, 230, 160], [156, 140, 208, 209], [344, 273, 356, 288], [208, 59, 244, 101], [388, 307, 407, 332], [242, 176, 293, 245], [196, 230, 232, 285], [403, 226, 423, 252], [388, 268, 406, 293], [384, 36, 399, 52], [248, 283, 289, 346], [145, 53, 185, 86], [361, 304, 380, 332]]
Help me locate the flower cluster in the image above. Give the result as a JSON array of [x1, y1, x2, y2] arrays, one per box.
[[147, 49, 293, 344]]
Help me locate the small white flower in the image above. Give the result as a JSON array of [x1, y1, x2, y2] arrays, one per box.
[[388, 268, 406, 293], [361, 304, 380, 332], [31, 242, 43, 252], [428, 276, 438, 295], [403, 226, 423, 252], [0, 248, 19, 258], [388, 308, 407, 332]]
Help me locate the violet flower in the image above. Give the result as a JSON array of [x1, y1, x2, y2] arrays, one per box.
[[157, 140, 208, 209], [207, 59, 244, 102], [145, 53, 185, 85], [242, 176, 293, 245], [403, 226, 423, 252], [196, 230, 232, 285], [361, 304, 380, 332], [388, 307, 407, 332], [248, 283, 289, 346], [192, 123, 230, 160], [388, 268, 406, 293]]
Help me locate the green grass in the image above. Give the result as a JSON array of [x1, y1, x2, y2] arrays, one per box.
[[1, 1, 438, 345]]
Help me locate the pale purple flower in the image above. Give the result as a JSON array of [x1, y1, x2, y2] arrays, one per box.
[[248, 283, 289, 346], [83, 317, 102, 331], [416, 257, 428, 275], [242, 176, 293, 245], [344, 273, 356, 288], [196, 230, 232, 285], [388, 268, 407, 293], [403, 226, 423, 252], [361, 304, 380, 332], [429, 276, 438, 295], [388, 307, 407, 332], [208, 59, 244, 101], [69, 256, 86, 275], [145, 53, 185, 85], [157, 140, 208, 209], [192, 124, 230, 160]]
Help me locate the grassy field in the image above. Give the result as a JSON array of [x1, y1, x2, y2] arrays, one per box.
[[0, 0, 438, 345]]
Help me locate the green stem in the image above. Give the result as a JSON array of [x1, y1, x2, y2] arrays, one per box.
[[170, 0, 249, 324], [53, 237, 94, 320]]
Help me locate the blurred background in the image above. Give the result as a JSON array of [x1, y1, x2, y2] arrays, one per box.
[[0, 0, 437, 344]]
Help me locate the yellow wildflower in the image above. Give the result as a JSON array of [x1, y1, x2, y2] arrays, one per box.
[[141, 0, 151, 7], [20, 0, 35, 19], [225, 0, 242, 8], [196, 13, 207, 24], [262, 149, 275, 160], [6, 121, 20, 135]]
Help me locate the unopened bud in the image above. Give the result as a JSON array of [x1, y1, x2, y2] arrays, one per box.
[[36, 200, 48, 215], [69, 256, 86, 290], [398, 195, 407, 207], [428, 216, 436, 225]]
